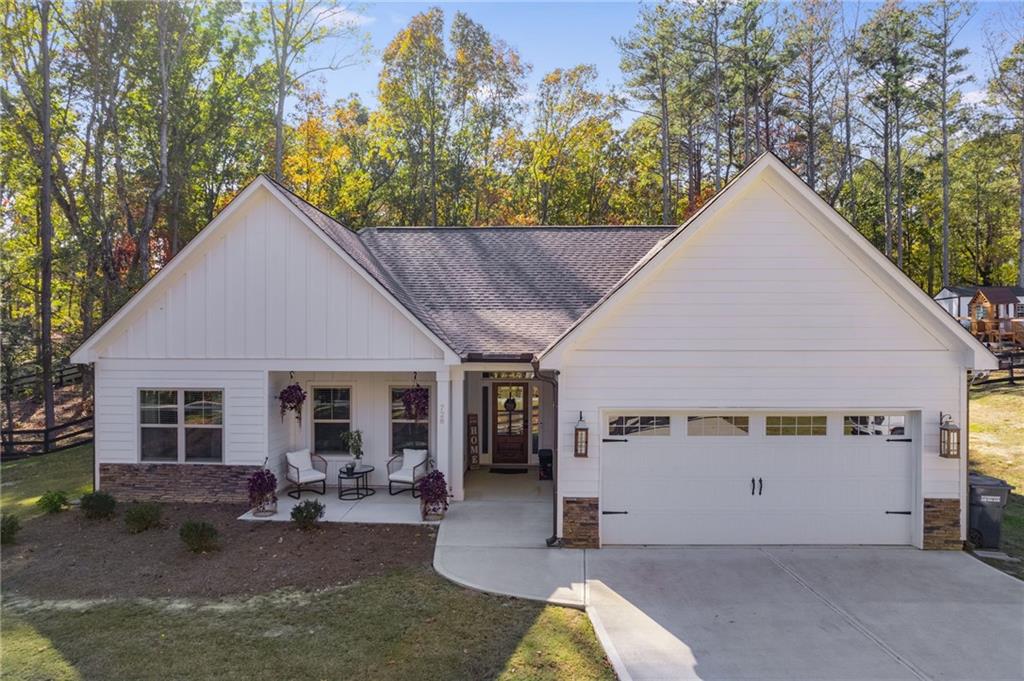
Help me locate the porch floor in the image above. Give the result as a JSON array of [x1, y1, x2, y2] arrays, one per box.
[[238, 486, 434, 525]]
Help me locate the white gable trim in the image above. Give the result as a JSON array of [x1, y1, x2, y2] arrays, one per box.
[[539, 154, 998, 371], [71, 177, 458, 364]]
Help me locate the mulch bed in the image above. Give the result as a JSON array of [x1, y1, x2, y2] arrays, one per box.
[[1, 503, 436, 599]]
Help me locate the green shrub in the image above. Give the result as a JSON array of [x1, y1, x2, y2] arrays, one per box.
[[79, 491, 117, 520], [36, 490, 69, 514], [290, 499, 325, 530], [124, 503, 162, 533], [1, 515, 21, 544], [180, 520, 219, 553]]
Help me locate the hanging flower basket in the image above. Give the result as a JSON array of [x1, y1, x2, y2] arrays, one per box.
[[248, 468, 279, 517], [279, 383, 307, 424], [401, 386, 429, 421]]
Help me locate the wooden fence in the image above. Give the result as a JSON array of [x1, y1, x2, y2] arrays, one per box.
[[972, 352, 1024, 387], [1, 363, 84, 401], [1, 415, 93, 459]]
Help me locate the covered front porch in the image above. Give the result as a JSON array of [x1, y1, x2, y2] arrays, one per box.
[[263, 364, 558, 508]]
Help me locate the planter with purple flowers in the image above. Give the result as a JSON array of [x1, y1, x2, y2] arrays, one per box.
[[417, 469, 449, 521], [248, 468, 279, 517]]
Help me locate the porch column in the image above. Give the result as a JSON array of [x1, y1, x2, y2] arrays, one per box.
[[450, 368, 465, 501], [435, 367, 451, 491]]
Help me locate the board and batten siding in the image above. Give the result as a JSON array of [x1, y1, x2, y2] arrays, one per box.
[[94, 186, 442, 362], [552, 178, 968, 542]]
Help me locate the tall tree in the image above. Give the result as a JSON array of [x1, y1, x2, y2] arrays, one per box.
[[1, 0, 57, 439], [266, 0, 365, 181], [920, 0, 973, 287], [986, 18, 1024, 286], [617, 2, 677, 223], [782, 0, 837, 191]]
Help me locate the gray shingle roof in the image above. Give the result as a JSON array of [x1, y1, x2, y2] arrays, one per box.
[[362, 227, 673, 355], [264, 176, 673, 356]]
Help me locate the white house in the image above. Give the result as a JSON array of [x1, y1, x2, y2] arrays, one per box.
[[71, 153, 997, 550], [933, 285, 979, 320]]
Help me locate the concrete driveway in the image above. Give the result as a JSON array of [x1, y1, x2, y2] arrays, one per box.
[[435, 487, 1024, 681], [586, 546, 1024, 681]]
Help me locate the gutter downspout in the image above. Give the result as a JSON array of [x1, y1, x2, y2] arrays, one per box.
[[532, 358, 561, 547]]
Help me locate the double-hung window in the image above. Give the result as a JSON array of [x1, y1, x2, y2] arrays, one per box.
[[140, 389, 223, 463], [391, 387, 429, 455], [312, 388, 351, 453]]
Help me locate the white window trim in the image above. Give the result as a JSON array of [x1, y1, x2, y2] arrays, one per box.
[[309, 384, 353, 455], [139, 388, 224, 464], [686, 415, 751, 437], [606, 414, 672, 437], [842, 414, 907, 437], [765, 414, 828, 437], [389, 384, 432, 457]]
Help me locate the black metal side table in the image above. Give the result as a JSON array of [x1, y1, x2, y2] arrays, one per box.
[[338, 464, 375, 500]]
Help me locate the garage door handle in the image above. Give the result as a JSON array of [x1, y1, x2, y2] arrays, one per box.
[[885, 511, 912, 515], [751, 478, 756, 495], [602, 438, 628, 443], [758, 478, 763, 496], [602, 510, 629, 515], [886, 438, 912, 442]]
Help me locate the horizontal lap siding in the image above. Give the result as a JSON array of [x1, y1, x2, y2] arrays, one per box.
[[94, 363, 267, 466], [556, 179, 967, 530], [99, 187, 442, 362]]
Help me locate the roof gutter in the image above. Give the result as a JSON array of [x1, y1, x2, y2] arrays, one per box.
[[464, 352, 536, 363], [532, 357, 561, 548]]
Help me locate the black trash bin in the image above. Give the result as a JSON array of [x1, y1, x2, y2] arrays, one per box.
[[968, 473, 1014, 550], [538, 449, 553, 481]]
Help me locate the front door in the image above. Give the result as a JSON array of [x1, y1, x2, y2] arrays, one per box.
[[493, 383, 528, 464]]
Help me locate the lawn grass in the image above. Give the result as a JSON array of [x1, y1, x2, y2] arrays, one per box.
[[968, 381, 1024, 579], [1, 444, 613, 680], [2, 568, 613, 681], [0, 445, 93, 521]]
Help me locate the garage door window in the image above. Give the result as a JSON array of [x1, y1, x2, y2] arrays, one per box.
[[687, 416, 749, 436], [843, 415, 905, 436], [766, 415, 826, 436], [608, 415, 670, 436]]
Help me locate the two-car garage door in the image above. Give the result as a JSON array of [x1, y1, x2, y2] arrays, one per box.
[[600, 412, 915, 545]]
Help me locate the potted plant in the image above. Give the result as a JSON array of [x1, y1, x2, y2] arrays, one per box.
[[341, 429, 364, 461], [417, 469, 449, 521], [248, 468, 278, 517], [278, 383, 307, 424]]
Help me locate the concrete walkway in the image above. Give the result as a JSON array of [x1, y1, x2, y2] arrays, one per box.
[[434, 477, 1024, 681]]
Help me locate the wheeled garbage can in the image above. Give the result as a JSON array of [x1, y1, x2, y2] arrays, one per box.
[[968, 473, 1013, 550]]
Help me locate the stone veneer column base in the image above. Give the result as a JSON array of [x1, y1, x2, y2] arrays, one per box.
[[99, 463, 260, 504], [562, 497, 600, 548], [923, 498, 962, 550]]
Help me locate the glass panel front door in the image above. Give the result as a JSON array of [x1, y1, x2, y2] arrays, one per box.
[[493, 383, 528, 464]]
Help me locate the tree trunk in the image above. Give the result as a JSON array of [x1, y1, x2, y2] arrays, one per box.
[[1018, 118, 1024, 287], [38, 0, 55, 446], [659, 70, 671, 224]]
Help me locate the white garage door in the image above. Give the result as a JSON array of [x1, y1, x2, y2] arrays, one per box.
[[600, 412, 915, 545]]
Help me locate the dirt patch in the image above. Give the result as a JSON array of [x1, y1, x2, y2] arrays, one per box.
[[6, 385, 91, 430], [2, 503, 436, 599]]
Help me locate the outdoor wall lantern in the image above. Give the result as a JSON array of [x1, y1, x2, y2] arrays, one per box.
[[574, 411, 589, 458], [939, 412, 960, 459]]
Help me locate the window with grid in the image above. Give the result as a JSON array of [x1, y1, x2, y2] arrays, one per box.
[[391, 387, 429, 455], [766, 415, 827, 436], [843, 415, 906, 436], [608, 415, 670, 437], [687, 416, 750, 436], [312, 388, 351, 453], [140, 389, 223, 462]]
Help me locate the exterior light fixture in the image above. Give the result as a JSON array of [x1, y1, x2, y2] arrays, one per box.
[[939, 412, 960, 459], [574, 411, 589, 458]]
